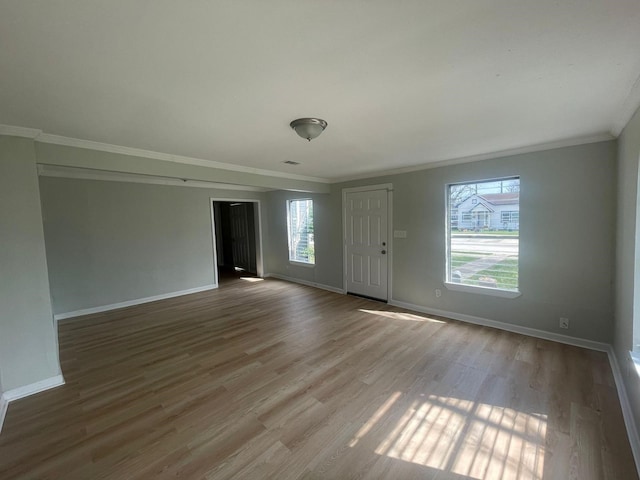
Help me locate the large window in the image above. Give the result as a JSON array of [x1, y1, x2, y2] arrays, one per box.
[[447, 177, 520, 293], [287, 199, 315, 264]]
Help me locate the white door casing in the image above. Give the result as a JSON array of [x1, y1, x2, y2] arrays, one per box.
[[210, 198, 264, 287], [343, 187, 390, 301]]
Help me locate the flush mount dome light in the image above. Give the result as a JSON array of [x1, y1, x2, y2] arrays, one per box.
[[290, 118, 327, 141]]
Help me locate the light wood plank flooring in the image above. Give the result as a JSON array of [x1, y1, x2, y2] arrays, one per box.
[[0, 277, 637, 479]]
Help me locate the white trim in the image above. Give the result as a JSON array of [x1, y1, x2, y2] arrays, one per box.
[[254, 201, 265, 279], [2, 124, 618, 186], [341, 183, 394, 193], [388, 296, 640, 474], [608, 348, 640, 477], [264, 273, 344, 295], [37, 164, 270, 192], [631, 350, 640, 378], [54, 285, 216, 321], [0, 375, 66, 434], [35, 132, 330, 184], [2, 375, 65, 402], [612, 71, 640, 136], [210, 202, 220, 287], [388, 190, 394, 302], [342, 184, 394, 299], [0, 124, 42, 138], [444, 282, 522, 298], [289, 261, 316, 268], [0, 394, 7, 434], [332, 133, 616, 183], [387, 298, 609, 352]]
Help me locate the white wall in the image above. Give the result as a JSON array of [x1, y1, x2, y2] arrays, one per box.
[[39, 176, 265, 316], [0, 136, 61, 391], [615, 103, 640, 436]]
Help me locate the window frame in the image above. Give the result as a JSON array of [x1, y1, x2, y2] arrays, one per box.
[[445, 177, 521, 298], [286, 198, 315, 266]]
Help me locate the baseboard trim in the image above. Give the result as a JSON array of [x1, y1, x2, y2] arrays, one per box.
[[387, 299, 609, 352], [388, 298, 640, 472], [3, 375, 66, 403], [606, 347, 640, 477], [0, 394, 8, 434], [54, 284, 217, 321], [264, 273, 344, 295], [0, 375, 65, 435]]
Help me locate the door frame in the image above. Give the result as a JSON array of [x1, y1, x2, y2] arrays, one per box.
[[342, 184, 394, 298], [210, 197, 264, 287]]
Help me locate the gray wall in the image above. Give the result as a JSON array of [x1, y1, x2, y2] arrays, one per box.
[[0, 137, 61, 391], [39, 176, 265, 315], [264, 190, 342, 289], [615, 104, 640, 436], [267, 141, 617, 343]]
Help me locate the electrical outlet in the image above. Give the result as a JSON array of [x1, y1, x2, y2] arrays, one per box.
[[435, 289, 442, 298], [559, 317, 569, 329]]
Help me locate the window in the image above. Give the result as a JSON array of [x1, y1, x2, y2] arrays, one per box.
[[287, 199, 315, 264], [501, 211, 519, 226], [447, 177, 520, 294]]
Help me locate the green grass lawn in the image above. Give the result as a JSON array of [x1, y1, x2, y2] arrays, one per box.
[[452, 230, 519, 236], [468, 258, 519, 290], [450, 252, 484, 269]]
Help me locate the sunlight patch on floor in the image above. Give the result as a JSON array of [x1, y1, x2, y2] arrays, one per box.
[[240, 277, 264, 282], [359, 309, 446, 323], [350, 393, 547, 480], [349, 392, 403, 448]]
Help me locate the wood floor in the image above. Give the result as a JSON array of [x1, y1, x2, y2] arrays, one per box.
[[0, 277, 637, 479]]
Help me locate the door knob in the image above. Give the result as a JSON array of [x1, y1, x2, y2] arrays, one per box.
[[381, 250, 386, 254]]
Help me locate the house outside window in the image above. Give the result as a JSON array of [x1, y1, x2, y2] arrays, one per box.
[[287, 199, 315, 264], [447, 177, 520, 293], [501, 211, 519, 229]]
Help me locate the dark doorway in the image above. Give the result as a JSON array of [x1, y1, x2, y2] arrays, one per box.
[[212, 201, 258, 284]]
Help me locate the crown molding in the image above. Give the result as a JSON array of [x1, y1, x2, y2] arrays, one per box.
[[0, 124, 42, 138], [2, 124, 619, 186], [37, 164, 271, 192], [611, 71, 640, 136], [0, 124, 330, 184], [36, 133, 331, 184], [330, 132, 616, 183]]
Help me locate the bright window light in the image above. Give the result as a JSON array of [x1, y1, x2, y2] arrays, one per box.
[[349, 392, 547, 479], [447, 177, 520, 292], [287, 199, 315, 264], [358, 309, 446, 323]]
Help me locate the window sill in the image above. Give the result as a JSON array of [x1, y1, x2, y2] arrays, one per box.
[[289, 261, 315, 268], [629, 350, 640, 378], [444, 282, 521, 298]]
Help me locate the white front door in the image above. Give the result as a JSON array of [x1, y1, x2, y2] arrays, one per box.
[[344, 189, 389, 301]]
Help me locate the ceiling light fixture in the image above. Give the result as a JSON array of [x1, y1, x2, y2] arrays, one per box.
[[290, 118, 327, 141]]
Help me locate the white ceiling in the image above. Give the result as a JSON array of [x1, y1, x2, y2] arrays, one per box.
[[1, 0, 640, 182]]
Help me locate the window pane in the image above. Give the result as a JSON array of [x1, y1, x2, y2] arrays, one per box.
[[287, 199, 315, 264], [448, 178, 519, 291]]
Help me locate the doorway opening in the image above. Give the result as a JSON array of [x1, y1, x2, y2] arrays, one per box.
[[211, 199, 263, 286]]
